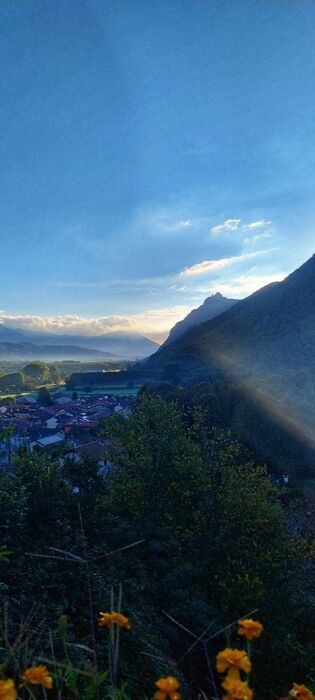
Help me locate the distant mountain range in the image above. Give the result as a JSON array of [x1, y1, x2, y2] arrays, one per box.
[[0, 326, 159, 360], [0, 342, 116, 361], [143, 254, 315, 436], [164, 292, 237, 346]]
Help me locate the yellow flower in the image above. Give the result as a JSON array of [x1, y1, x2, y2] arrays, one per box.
[[222, 677, 253, 700], [155, 677, 181, 700], [0, 679, 17, 700], [98, 612, 113, 628], [98, 611, 131, 629], [290, 684, 315, 700], [22, 665, 53, 689], [111, 611, 131, 629], [216, 649, 252, 677], [238, 619, 263, 640]]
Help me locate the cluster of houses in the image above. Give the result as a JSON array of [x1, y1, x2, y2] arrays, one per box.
[[0, 391, 134, 469]]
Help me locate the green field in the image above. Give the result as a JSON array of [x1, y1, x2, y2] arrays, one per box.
[[55, 386, 140, 398]]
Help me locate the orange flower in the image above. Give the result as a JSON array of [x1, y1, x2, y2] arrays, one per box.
[[111, 611, 131, 629], [98, 611, 131, 629], [238, 619, 263, 640], [98, 612, 113, 628], [0, 679, 17, 700], [155, 677, 181, 700], [222, 677, 253, 700], [22, 665, 53, 689], [290, 684, 315, 700], [216, 649, 251, 677]]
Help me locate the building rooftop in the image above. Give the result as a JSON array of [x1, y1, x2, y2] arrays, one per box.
[[36, 434, 64, 447]]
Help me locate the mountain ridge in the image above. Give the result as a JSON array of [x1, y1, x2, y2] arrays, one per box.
[[0, 342, 116, 360], [0, 327, 159, 359], [164, 292, 237, 346]]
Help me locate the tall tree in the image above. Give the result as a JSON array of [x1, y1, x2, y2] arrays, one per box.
[[37, 386, 54, 406]]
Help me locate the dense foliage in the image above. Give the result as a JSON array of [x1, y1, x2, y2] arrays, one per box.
[[0, 393, 313, 699], [144, 382, 315, 483]]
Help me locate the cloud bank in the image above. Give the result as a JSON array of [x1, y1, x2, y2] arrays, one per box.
[[0, 306, 192, 341]]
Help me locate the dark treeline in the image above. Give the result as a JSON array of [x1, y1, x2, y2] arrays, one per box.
[[0, 392, 313, 699], [66, 368, 158, 389]]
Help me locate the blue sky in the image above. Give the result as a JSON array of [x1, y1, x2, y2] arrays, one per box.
[[1, 0, 315, 340]]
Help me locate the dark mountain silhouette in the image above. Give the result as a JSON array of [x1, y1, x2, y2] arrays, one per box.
[[143, 255, 315, 437], [164, 292, 237, 346]]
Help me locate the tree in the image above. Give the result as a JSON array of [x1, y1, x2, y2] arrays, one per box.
[[37, 386, 54, 406], [103, 394, 209, 547], [22, 376, 39, 391], [0, 425, 15, 467], [23, 361, 50, 383], [49, 363, 62, 383], [0, 372, 25, 391]]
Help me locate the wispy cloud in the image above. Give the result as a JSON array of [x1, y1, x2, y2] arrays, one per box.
[[186, 271, 287, 299], [244, 220, 272, 230], [180, 250, 270, 277], [177, 219, 193, 228], [211, 218, 274, 236], [214, 271, 286, 298], [159, 218, 195, 233], [244, 231, 273, 244], [132, 204, 198, 235], [211, 218, 241, 235]]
